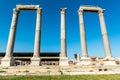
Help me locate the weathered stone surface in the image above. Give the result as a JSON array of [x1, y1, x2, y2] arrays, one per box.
[[1, 5, 42, 67], [60, 8, 67, 58], [98, 10, 112, 57], [16, 4, 39, 10], [103, 57, 116, 65], [78, 9, 88, 57], [78, 57, 91, 66], [31, 8, 42, 66], [59, 8, 68, 66], [79, 5, 103, 12], [78, 5, 112, 60], [31, 57, 41, 66], [1, 57, 15, 66], [59, 57, 69, 66]]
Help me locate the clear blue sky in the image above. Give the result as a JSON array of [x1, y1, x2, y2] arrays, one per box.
[[0, 0, 120, 59]]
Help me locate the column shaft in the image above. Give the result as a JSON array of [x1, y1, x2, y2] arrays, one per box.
[[33, 8, 42, 58], [5, 8, 19, 58], [60, 8, 67, 57], [98, 10, 112, 57], [78, 10, 88, 57]]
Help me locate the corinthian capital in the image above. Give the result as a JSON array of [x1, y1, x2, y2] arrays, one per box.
[[98, 9, 104, 16], [61, 8, 67, 14], [13, 8, 19, 14], [78, 9, 83, 15], [37, 8, 42, 14]]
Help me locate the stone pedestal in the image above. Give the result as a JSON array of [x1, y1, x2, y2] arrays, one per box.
[[31, 57, 41, 66], [103, 57, 116, 65], [1, 57, 15, 66], [59, 57, 69, 66], [79, 57, 91, 66]]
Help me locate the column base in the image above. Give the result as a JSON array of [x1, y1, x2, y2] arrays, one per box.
[[31, 57, 41, 66], [103, 56, 115, 60], [103, 57, 116, 65], [59, 57, 69, 66], [78, 57, 91, 66], [1, 57, 15, 66]]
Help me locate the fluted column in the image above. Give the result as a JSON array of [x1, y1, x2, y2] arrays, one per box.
[[33, 8, 42, 58], [98, 10, 112, 58], [5, 8, 19, 58], [78, 9, 88, 58], [60, 8, 67, 58]]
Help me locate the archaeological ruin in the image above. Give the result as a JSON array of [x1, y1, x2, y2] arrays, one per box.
[[77, 6, 116, 65], [0, 5, 119, 71]]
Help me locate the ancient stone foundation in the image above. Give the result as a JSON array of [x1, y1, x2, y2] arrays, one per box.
[[0, 5, 116, 67]]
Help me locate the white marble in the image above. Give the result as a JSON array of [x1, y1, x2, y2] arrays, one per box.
[[98, 10, 112, 57], [59, 57, 69, 66], [30, 57, 41, 66], [1, 57, 15, 66], [31, 8, 42, 66], [16, 4, 39, 10], [78, 9, 88, 57], [1, 8, 19, 66], [59, 8, 69, 66]]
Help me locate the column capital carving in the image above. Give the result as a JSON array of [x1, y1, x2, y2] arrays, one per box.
[[13, 8, 19, 14], [37, 8, 42, 14], [78, 9, 83, 15], [98, 10, 104, 16], [61, 8, 67, 14]]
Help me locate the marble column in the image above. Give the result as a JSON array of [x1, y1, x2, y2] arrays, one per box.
[[59, 8, 68, 66], [60, 8, 67, 58], [31, 8, 42, 66], [98, 10, 112, 58], [1, 8, 19, 66], [78, 9, 88, 58]]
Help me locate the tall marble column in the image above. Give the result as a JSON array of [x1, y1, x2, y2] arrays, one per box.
[[60, 8, 67, 58], [78, 9, 88, 58], [98, 10, 112, 58], [1, 8, 19, 66], [77, 9, 91, 66], [31, 8, 42, 66], [59, 8, 68, 66]]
